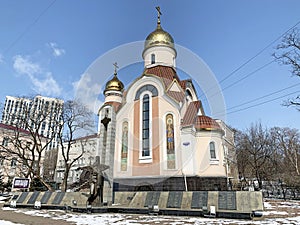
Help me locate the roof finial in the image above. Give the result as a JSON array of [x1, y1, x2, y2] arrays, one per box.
[[155, 6, 162, 29], [113, 62, 119, 76]]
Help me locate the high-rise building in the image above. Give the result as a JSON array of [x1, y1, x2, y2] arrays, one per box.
[[1, 95, 64, 149]]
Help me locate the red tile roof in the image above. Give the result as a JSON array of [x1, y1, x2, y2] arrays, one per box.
[[181, 101, 202, 126], [179, 80, 188, 90], [144, 65, 188, 103], [194, 115, 222, 131], [144, 65, 180, 89], [167, 90, 185, 102]]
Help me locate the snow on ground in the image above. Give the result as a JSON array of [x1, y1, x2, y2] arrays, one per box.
[[278, 201, 300, 209], [0, 196, 11, 203], [263, 210, 288, 216], [2, 199, 300, 225], [263, 201, 273, 209], [0, 220, 24, 225], [11, 212, 300, 225]]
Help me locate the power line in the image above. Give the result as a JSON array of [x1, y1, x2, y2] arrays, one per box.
[[199, 19, 300, 99], [217, 90, 300, 116], [3, 0, 57, 54], [200, 59, 275, 105], [227, 83, 300, 111], [221, 60, 275, 93], [203, 59, 275, 102], [214, 82, 300, 116]]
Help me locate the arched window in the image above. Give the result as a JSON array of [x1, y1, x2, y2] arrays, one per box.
[[135, 84, 158, 100], [151, 54, 155, 64], [142, 94, 150, 157], [166, 114, 175, 169], [121, 121, 128, 171], [210, 142, 216, 159]]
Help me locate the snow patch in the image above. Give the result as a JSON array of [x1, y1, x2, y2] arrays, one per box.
[[0, 220, 24, 225], [263, 201, 273, 209], [263, 211, 288, 215]]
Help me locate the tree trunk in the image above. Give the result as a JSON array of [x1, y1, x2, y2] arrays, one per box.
[[61, 166, 70, 192]]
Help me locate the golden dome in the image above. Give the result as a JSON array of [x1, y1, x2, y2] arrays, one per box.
[[104, 74, 124, 93], [144, 24, 175, 51]]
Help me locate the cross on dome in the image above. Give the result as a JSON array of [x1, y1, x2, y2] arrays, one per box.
[[113, 62, 119, 76], [155, 6, 162, 28], [142, 6, 176, 68], [103, 62, 124, 94]]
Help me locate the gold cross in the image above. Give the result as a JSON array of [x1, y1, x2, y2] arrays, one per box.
[[155, 6, 162, 20], [113, 62, 119, 75]]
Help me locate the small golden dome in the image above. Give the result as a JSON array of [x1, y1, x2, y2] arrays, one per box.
[[104, 74, 124, 93], [144, 25, 175, 51]]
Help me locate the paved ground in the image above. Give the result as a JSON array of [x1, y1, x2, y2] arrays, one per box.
[[0, 203, 75, 225]]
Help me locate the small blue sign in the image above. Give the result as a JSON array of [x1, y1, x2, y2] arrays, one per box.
[[183, 142, 190, 146]]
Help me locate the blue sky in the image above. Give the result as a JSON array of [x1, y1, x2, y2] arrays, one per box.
[[0, 0, 300, 131]]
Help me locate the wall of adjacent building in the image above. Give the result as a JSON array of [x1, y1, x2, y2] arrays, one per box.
[[55, 135, 97, 187], [0, 125, 47, 184]]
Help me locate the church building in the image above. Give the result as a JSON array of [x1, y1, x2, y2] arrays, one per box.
[[97, 8, 237, 201]]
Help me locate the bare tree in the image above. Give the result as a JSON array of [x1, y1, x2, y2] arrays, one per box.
[[271, 127, 300, 185], [235, 129, 250, 179], [274, 28, 300, 107], [57, 100, 94, 192], [235, 123, 274, 188], [0, 96, 63, 190]]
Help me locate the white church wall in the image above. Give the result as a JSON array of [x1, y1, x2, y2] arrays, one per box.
[[180, 128, 196, 175], [143, 46, 176, 68], [104, 90, 123, 103], [194, 131, 226, 177]]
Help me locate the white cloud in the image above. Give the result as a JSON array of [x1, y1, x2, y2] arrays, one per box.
[[13, 55, 41, 75], [30, 72, 61, 96], [48, 42, 65, 57], [0, 54, 4, 63], [73, 73, 102, 113], [13, 55, 62, 96]]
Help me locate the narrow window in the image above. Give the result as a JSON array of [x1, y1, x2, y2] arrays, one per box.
[[2, 137, 9, 146], [151, 54, 155, 64], [166, 114, 175, 169], [210, 142, 216, 159], [11, 158, 17, 167], [142, 94, 150, 157], [121, 121, 128, 171]]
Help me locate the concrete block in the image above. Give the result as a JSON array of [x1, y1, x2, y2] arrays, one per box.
[[250, 191, 263, 211], [181, 192, 193, 209], [114, 192, 135, 206], [158, 192, 169, 209], [236, 191, 251, 212], [61, 192, 89, 207], [129, 192, 146, 208], [207, 191, 218, 210]]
